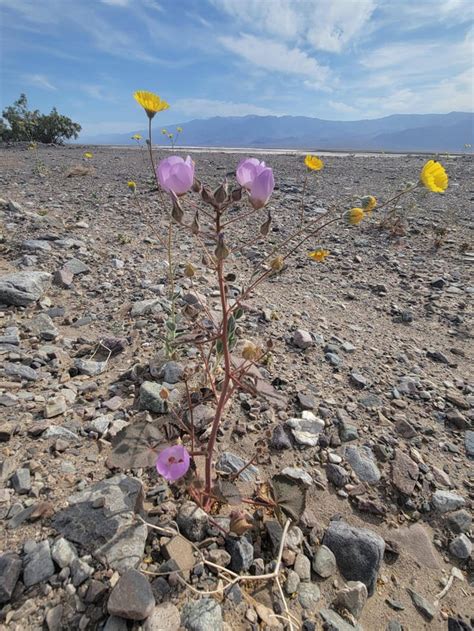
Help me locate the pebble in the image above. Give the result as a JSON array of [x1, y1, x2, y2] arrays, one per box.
[[176, 501, 209, 542], [225, 536, 254, 572], [107, 569, 155, 621], [449, 534, 472, 559], [298, 582, 321, 609], [312, 545, 337, 578], [333, 581, 368, 619], [344, 445, 381, 485], [23, 539, 55, 587], [181, 598, 223, 631], [0, 552, 22, 603], [293, 329, 313, 349], [432, 490, 465, 513]]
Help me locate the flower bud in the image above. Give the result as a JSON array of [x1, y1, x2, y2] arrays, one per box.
[[260, 212, 272, 236], [184, 263, 196, 278], [229, 509, 254, 536], [170, 192, 184, 224], [270, 255, 284, 272], [192, 178, 202, 193], [201, 187, 215, 206], [191, 210, 200, 235], [214, 183, 228, 205], [231, 187, 243, 202], [242, 341, 260, 361]]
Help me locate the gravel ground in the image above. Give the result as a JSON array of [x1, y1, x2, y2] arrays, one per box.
[[0, 144, 473, 631]]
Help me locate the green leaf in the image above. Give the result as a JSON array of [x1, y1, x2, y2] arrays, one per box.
[[234, 308, 244, 320], [166, 320, 176, 333]]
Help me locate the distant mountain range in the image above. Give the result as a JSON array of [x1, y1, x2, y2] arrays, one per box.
[[80, 111, 474, 152]]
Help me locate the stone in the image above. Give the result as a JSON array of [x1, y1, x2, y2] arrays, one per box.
[[406, 588, 436, 620], [339, 422, 359, 442], [350, 371, 367, 389], [325, 352, 342, 367], [43, 426, 78, 441], [326, 463, 349, 487], [144, 602, 181, 631], [139, 381, 174, 413], [71, 557, 94, 586], [90, 414, 112, 435], [391, 449, 419, 495], [131, 298, 163, 317], [293, 329, 313, 349], [323, 520, 385, 596], [23, 539, 55, 587], [160, 361, 184, 384], [344, 445, 381, 485], [395, 418, 417, 439], [281, 466, 313, 487], [176, 501, 209, 542], [84, 579, 108, 604], [52, 474, 146, 572], [225, 536, 254, 572], [62, 258, 90, 275], [22, 239, 52, 252], [11, 468, 31, 494], [432, 490, 465, 513], [181, 598, 223, 631], [0, 271, 52, 306], [162, 535, 195, 576], [465, 430, 474, 457], [312, 545, 337, 578], [297, 392, 317, 410], [449, 534, 472, 559], [285, 569, 300, 594], [74, 358, 107, 376], [298, 582, 321, 609], [45, 395, 68, 418], [4, 362, 39, 381], [45, 604, 63, 631], [26, 313, 58, 341], [217, 452, 259, 481], [107, 569, 155, 621], [0, 326, 20, 345], [103, 617, 128, 631], [270, 424, 292, 450], [446, 509, 472, 534], [286, 414, 325, 446], [51, 537, 78, 568], [0, 552, 22, 603], [319, 608, 363, 631], [333, 581, 368, 619], [390, 523, 440, 569], [54, 268, 74, 288], [294, 553, 311, 581]]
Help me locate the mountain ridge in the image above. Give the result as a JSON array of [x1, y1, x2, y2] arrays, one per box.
[[79, 111, 474, 152]]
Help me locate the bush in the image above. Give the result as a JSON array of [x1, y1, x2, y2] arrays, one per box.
[[1, 93, 81, 144]]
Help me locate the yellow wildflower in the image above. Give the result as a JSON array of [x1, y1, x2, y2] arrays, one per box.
[[184, 263, 196, 278], [308, 248, 330, 262], [361, 195, 377, 212], [161, 129, 168, 135], [132, 133, 142, 140], [347, 207, 365, 225], [176, 126, 183, 133], [305, 154, 324, 171], [127, 180, 136, 192], [83, 152, 93, 159], [420, 160, 448, 193], [242, 341, 260, 361], [133, 91, 170, 119]]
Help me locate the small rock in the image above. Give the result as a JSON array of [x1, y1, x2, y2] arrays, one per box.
[[74, 358, 107, 377], [319, 608, 362, 631], [333, 581, 368, 619], [270, 424, 292, 450], [294, 552, 311, 581], [281, 466, 312, 487], [391, 449, 419, 495], [465, 430, 474, 457], [23, 539, 55, 587], [0, 552, 22, 603], [326, 463, 349, 487], [11, 468, 31, 494], [446, 509, 472, 534], [312, 545, 337, 578], [217, 452, 259, 481], [62, 258, 90, 275], [107, 569, 155, 621], [286, 413, 325, 446], [51, 537, 78, 568], [298, 582, 321, 609], [0, 271, 52, 306], [177, 501, 208, 542], [181, 598, 223, 631], [406, 588, 436, 621], [160, 361, 184, 384], [432, 490, 465, 513], [144, 602, 181, 631], [449, 534, 472, 559], [344, 445, 381, 485], [26, 313, 58, 341], [225, 536, 254, 572], [293, 329, 313, 349], [44, 395, 68, 418]]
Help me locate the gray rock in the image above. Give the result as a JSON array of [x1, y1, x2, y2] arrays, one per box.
[[298, 582, 321, 609], [131, 298, 162, 317], [181, 598, 223, 631], [139, 381, 173, 413], [285, 569, 300, 594], [23, 539, 55, 587], [51, 537, 78, 568], [286, 413, 325, 446], [270, 424, 292, 450], [0, 326, 20, 345], [103, 617, 128, 631], [0, 271, 52, 306], [339, 422, 359, 442], [325, 352, 342, 367], [432, 490, 465, 513], [45, 604, 63, 631], [90, 414, 112, 435], [0, 552, 22, 603], [62, 258, 90, 275], [52, 474, 146, 572], [11, 468, 31, 494], [323, 520, 385, 596], [319, 608, 362, 631], [4, 362, 39, 381], [107, 569, 155, 620], [406, 588, 436, 620], [217, 452, 259, 481], [465, 430, 474, 457], [333, 581, 368, 619], [281, 466, 312, 487], [386, 621, 403, 631], [449, 534, 472, 559], [71, 557, 94, 586], [293, 329, 313, 349], [161, 361, 184, 384], [313, 545, 337, 578], [326, 463, 349, 487], [22, 239, 52, 252], [350, 371, 367, 388], [176, 501, 209, 542], [446, 509, 472, 534], [43, 426, 78, 441], [74, 358, 107, 376], [144, 603, 181, 631], [44, 396, 68, 418], [26, 313, 58, 341], [225, 536, 254, 572], [294, 552, 311, 581], [344, 445, 381, 485]]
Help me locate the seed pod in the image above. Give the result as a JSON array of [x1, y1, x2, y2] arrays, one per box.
[[191, 210, 200, 235], [192, 178, 202, 193], [201, 187, 215, 205], [171, 201, 184, 224], [214, 233, 230, 260], [270, 255, 284, 272], [184, 263, 196, 278], [214, 183, 228, 205], [231, 187, 243, 202], [260, 211, 272, 236]]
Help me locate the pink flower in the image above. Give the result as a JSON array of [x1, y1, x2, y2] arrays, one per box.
[[157, 156, 194, 196], [236, 158, 266, 190], [249, 167, 275, 210], [156, 444, 190, 482]]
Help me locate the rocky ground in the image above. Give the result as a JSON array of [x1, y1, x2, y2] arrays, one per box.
[[0, 144, 473, 631]]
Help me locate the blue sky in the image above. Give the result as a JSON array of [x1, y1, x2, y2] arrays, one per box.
[[1, 0, 473, 138]]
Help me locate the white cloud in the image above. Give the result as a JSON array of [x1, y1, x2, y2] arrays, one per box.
[[100, 0, 130, 6], [219, 34, 330, 87], [328, 100, 357, 114], [173, 98, 282, 118], [23, 73, 56, 90]]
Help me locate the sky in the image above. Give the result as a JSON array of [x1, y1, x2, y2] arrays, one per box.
[[1, 0, 473, 138]]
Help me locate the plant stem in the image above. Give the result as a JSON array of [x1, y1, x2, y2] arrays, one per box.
[[300, 171, 308, 227]]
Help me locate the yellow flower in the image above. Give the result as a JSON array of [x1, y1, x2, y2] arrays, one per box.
[[133, 91, 170, 119], [308, 248, 330, 262], [184, 263, 195, 278], [176, 126, 183, 133], [161, 129, 167, 135], [305, 154, 324, 171], [420, 160, 448, 193], [347, 207, 365, 225], [127, 180, 136, 192], [361, 195, 377, 212], [83, 152, 93, 159], [270, 255, 284, 272], [132, 134, 142, 140], [242, 341, 261, 361]]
